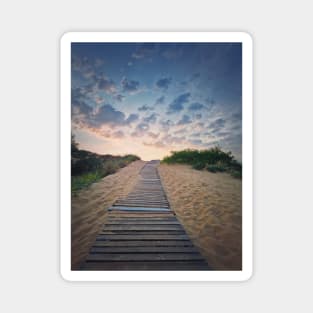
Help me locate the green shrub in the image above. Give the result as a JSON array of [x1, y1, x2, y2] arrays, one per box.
[[71, 171, 103, 193], [192, 162, 206, 170], [162, 147, 241, 179], [229, 169, 242, 179], [206, 163, 227, 173], [71, 148, 140, 193]]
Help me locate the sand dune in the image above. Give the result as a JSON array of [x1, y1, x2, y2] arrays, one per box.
[[158, 164, 242, 270], [72, 160, 242, 270], [71, 160, 145, 269]]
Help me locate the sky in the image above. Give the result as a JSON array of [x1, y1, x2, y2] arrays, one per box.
[[71, 42, 242, 161]]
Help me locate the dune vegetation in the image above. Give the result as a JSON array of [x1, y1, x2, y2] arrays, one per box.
[[71, 135, 140, 193], [162, 147, 242, 178]]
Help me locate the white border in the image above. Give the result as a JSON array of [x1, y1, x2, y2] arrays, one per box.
[[60, 32, 253, 282]]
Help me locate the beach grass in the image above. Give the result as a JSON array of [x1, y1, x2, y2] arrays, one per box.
[[162, 147, 242, 178]]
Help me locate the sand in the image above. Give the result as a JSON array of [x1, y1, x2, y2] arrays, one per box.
[[71, 160, 145, 269], [158, 164, 242, 270]]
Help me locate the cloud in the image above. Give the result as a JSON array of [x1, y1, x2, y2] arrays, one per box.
[[131, 122, 150, 137], [132, 44, 156, 60], [94, 96, 104, 105], [91, 104, 126, 127], [173, 128, 187, 135], [126, 113, 139, 124], [121, 77, 140, 94], [209, 118, 226, 130], [143, 140, 166, 148], [96, 77, 117, 94], [147, 132, 159, 139], [167, 92, 191, 114], [161, 134, 184, 145], [156, 77, 172, 90], [177, 114, 192, 125], [161, 46, 182, 60], [138, 104, 153, 111], [71, 55, 99, 79], [232, 112, 242, 120], [205, 96, 215, 105], [194, 113, 202, 119], [111, 130, 125, 138], [143, 113, 158, 124], [190, 139, 203, 145], [160, 119, 174, 131], [71, 87, 93, 117], [114, 94, 125, 102], [188, 102, 204, 111], [155, 96, 165, 105]]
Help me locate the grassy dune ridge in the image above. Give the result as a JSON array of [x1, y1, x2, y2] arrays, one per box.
[[162, 147, 242, 178], [71, 145, 140, 193]]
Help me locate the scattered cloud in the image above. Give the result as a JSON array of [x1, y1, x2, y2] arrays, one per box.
[[188, 102, 204, 111], [91, 104, 127, 127], [131, 122, 150, 137], [132, 44, 156, 60], [143, 113, 158, 124], [121, 77, 140, 94], [114, 94, 125, 102], [147, 132, 159, 139], [96, 76, 117, 94], [159, 119, 174, 131], [167, 92, 191, 114], [138, 104, 153, 111], [111, 130, 125, 138], [156, 77, 172, 90], [209, 118, 226, 130], [173, 128, 187, 135], [126, 113, 139, 124], [155, 96, 165, 105], [190, 139, 203, 145], [177, 114, 192, 125]]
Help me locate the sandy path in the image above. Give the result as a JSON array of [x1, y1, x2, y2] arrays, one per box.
[[71, 160, 145, 269], [158, 164, 242, 270]]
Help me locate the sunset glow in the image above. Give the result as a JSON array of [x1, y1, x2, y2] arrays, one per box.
[[71, 43, 242, 161]]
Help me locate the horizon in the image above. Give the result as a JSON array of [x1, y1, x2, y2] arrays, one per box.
[[71, 42, 242, 161]]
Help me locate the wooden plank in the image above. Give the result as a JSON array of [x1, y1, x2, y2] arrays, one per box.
[[81, 261, 209, 270], [102, 225, 184, 231], [107, 214, 179, 222], [96, 234, 190, 241], [114, 203, 169, 206], [86, 253, 206, 262], [90, 246, 199, 254], [114, 202, 169, 206], [105, 220, 180, 225], [107, 213, 176, 218], [124, 196, 167, 200], [78, 161, 211, 271], [93, 240, 194, 247], [109, 206, 170, 212], [100, 231, 186, 236], [92, 241, 194, 247], [117, 200, 169, 204]]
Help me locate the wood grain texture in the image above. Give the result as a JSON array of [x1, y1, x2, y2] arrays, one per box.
[[79, 160, 210, 271]]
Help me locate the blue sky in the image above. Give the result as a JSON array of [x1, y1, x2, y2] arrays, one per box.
[[71, 42, 242, 161]]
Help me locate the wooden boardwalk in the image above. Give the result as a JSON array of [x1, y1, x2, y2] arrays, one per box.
[[80, 160, 210, 270]]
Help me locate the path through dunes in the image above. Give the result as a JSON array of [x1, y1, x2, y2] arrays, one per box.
[[80, 161, 210, 270]]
